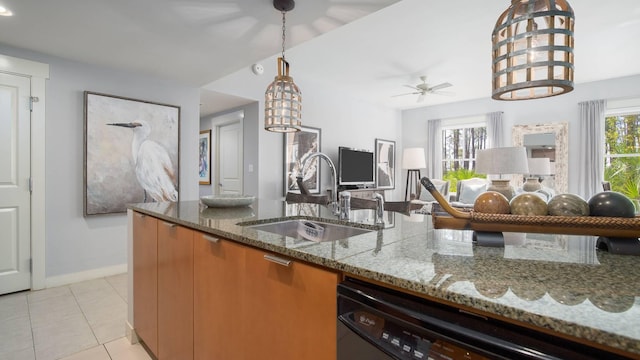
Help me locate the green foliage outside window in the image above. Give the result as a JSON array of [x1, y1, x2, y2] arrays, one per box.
[[441, 126, 487, 193], [443, 168, 486, 194], [604, 114, 640, 201]]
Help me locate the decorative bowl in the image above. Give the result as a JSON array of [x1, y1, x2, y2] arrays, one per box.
[[201, 206, 255, 219], [200, 194, 255, 208]]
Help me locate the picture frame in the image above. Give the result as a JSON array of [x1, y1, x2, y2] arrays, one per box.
[[199, 130, 211, 185], [375, 138, 396, 189], [284, 126, 321, 195], [84, 91, 180, 216]]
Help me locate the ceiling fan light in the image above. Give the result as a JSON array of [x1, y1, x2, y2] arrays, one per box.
[[491, 0, 575, 100]]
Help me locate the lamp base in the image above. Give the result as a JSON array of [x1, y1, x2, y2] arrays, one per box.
[[522, 177, 542, 192], [405, 169, 421, 201], [487, 179, 515, 201]]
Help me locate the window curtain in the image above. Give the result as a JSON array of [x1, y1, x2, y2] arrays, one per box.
[[577, 99, 606, 199], [486, 111, 504, 148], [425, 119, 443, 179]]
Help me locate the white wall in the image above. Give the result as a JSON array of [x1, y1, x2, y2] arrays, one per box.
[[402, 74, 640, 195], [0, 44, 200, 280], [206, 60, 403, 201]]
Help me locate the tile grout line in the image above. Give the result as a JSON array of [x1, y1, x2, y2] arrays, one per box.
[[105, 275, 127, 304], [25, 292, 37, 360], [68, 283, 101, 353]]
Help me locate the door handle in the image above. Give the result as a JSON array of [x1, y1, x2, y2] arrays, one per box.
[[203, 235, 220, 243], [263, 254, 292, 267]]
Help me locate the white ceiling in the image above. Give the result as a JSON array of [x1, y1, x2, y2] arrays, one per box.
[[2, 0, 640, 116]]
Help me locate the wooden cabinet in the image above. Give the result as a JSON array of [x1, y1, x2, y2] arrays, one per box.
[[193, 233, 246, 360], [244, 248, 340, 360], [157, 221, 194, 360], [134, 213, 340, 360], [133, 212, 158, 357]]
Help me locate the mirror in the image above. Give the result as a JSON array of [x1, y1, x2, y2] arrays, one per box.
[[512, 123, 568, 194]]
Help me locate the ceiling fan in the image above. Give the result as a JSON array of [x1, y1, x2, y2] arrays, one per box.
[[392, 76, 454, 102]]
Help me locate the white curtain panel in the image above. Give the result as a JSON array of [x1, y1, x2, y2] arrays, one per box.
[[426, 119, 443, 179], [577, 99, 606, 199], [486, 111, 504, 148]]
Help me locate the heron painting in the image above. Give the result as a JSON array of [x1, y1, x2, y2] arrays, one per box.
[[84, 92, 180, 216]]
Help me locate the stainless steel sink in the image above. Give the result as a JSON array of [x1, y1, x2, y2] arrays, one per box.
[[243, 219, 373, 242]]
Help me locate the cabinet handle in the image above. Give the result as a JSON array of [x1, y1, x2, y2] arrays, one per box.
[[135, 213, 146, 218], [203, 235, 220, 243], [263, 254, 292, 267], [162, 222, 176, 228]]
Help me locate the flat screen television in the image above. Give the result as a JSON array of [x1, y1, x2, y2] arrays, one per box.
[[338, 146, 375, 187]]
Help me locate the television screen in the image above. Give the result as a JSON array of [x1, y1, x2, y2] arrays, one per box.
[[338, 147, 375, 186]]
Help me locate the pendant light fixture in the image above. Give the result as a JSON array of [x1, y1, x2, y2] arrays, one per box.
[[492, 0, 575, 100], [264, 0, 302, 132]]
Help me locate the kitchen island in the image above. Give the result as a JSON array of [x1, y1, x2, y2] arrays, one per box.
[[127, 199, 640, 359]]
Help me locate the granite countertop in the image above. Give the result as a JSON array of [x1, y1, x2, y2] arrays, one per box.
[[129, 199, 640, 357]]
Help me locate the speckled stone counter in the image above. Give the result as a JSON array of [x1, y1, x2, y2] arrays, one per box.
[[129, 199, 640, 358]]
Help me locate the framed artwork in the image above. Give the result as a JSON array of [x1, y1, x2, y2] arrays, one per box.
[[199, 130, 211, 185], [84, 91, 180, 216], [284, 126, 321, 195], [375, 138, 395, 189]]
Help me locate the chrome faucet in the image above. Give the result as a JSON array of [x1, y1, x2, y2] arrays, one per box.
[[373, 193, 385, 225], [300, 152, 339, 216]]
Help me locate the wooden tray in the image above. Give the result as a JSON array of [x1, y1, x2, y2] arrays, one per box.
[[421, 178, 640, 238]]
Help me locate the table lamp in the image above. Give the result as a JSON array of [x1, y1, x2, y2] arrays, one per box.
[[523, 158, 551, 191], [402, 147, 426, 201], [475, 147, 529, 200]]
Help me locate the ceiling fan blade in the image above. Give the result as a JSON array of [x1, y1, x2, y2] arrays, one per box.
[[403, 84, 420, 91], [431, 90, 456, 96], [428, 82, 453, 91], [391, 91, 421, 98]]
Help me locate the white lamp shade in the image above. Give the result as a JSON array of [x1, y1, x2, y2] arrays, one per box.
[[402, 147, 426, 170], [527, 158, 551, 176], [475, 147, 529, 175]]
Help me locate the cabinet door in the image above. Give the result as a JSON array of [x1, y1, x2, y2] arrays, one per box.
[[133, 212, 158, 357], [244, 248, 340, 360], [193, 233, 246, 360], [158, 221, 194, 360]]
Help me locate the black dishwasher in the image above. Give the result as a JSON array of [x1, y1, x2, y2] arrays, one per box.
[[337, 278, 632, 360]]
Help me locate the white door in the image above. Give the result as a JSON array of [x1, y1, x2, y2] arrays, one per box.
[[0, 73, 31, 295], [217, 121, 243, 194]]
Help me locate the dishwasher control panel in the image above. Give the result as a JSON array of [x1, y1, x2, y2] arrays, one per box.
[[343, 309, 489, 360]]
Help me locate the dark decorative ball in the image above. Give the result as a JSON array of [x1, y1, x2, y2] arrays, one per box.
[[474, 191, 511, 214], [510, 193, 548, 216], [548, 194, 589, 216], [588, 191, 636, 218]]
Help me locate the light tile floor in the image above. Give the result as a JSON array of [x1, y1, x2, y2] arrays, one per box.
[[0, 274, 152, 360]]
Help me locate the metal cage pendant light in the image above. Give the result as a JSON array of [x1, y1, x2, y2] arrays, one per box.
[[264, 0, 302, 132], [492, 0, 575, 100]]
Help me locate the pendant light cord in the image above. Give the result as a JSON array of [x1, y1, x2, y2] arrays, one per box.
[[281, 10, 286, 61]]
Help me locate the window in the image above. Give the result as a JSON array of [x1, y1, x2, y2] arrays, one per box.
[[604, 109, 640, 201], [440, 117, 487, 192]]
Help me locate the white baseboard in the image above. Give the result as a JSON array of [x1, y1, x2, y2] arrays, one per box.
[[126, 321, 139, 344], [45, 263, 128, 288]]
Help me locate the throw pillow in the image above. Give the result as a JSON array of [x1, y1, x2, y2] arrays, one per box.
[[458, 181, 487, 204]]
